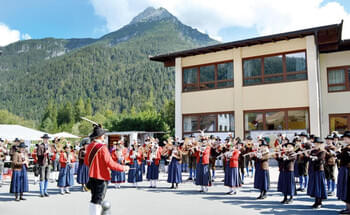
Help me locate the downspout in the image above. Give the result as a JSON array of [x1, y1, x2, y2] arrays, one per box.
[[314, 31, 322, 137]]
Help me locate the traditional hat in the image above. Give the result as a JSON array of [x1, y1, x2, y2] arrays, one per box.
[[332, 132, 340, 139], [18, 142, 27, 148], [0, 138, 4, 142], [14, 138, 20, 142], [286, 139, 295, 147], [342, 131, 350, 139], [293, 137, 301, 143], [299, 132, 309, 137], [313, 137, 324, 144], [89, 125, 105, 139], [259, 139, 269, 146], [246, 136, 253, 141], [41, 134, 50, 139], [325, 135, 334, 140], [309, 134, 315, 140]]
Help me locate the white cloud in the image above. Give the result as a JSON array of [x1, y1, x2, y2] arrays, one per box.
[[90, 0, 350, 41], [21, 33, 32, 40], [0, 23, 32, 46]]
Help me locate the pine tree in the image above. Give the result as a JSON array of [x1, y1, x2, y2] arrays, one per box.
[[85, 98, 93, 116], [74, 97, 85, 122]]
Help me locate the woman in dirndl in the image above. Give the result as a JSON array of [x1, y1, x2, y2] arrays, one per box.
[[307, 137, 327, 209], [127, 143, 144, 187], [167, 142, 182, 189], [224, 142, 241, 195], [337, 131, 350, 214], [10, 142, 29, 201], [253, 139, 270, 200], [276, 140, 296, 204], [77, 142, 89, 191], [111, 142, 126, 188], [57, 145, 76, 195]]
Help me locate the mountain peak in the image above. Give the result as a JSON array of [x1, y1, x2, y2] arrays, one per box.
[[130, 7, 176, 25]]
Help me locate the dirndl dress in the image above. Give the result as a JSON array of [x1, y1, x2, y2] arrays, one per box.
[[10, 165, 29, 193], [58, 164, 74, 187], [128, 159, 143, 183], [254, 161, 270, 191], [224, 161, 241, 188], [111, 160, 126, 183], [278, 171, 296, 196], [195, 157, 210, 186], [77, 163, 89, 184], [307, 165, 327, 199], [146, 162, 159, 180], [167, 157, 182, 183], [337, 166, 350, 203]]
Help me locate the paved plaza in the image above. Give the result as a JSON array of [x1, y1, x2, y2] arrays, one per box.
[[0, 167, 345, 215]]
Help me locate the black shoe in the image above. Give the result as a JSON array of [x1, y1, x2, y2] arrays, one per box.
[[297, 188, 303, 191], [339, 209, 350, 214], [285, 199, 293, 204], [170, 186, 174, 189], [20, 197, 26, 200], [314, 204, 322, 209], [257, 195, 262, 199], [187, 178, 193, 181], [40, 194, 44, 198], [281, 198, 287, 204], [44, 193, 49, 197], [226, 191, 234, 195]]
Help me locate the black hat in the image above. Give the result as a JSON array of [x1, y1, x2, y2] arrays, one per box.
[[0, 138, 4, 142], [332, 132, 340, 139], [325, 135, 334, 140], [259, 139, 268, 146], [299, 132, 308, 137], [313, 137, 324, 143], [14, 138, 20, 142], [18, 142, 27, 148], [89, 125, 106, 139], [309, 134, 315, 140], [209, 135, 215, 139], [293, 137, 301, 143], [286, 140, 295, 147], [246, 136, 253, 141], [41, 134, 50, 139], [342, 131, 350, 139]]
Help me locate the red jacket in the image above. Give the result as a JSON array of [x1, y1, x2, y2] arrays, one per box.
[[196, 146, 211, 164], [147, 147, 162, 166], [229, 149, 239, 168], [59, 152, 76, 168], [84, 141, 124, 181], [111, 149, 126, 164], [32, 148, 37, 164]]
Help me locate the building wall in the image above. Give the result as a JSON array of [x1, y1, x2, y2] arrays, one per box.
[[175, 37, 319, 138], [319, 50, 350, 136]]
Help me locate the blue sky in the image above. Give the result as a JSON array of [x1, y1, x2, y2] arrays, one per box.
[[1, 0, 350, 46]]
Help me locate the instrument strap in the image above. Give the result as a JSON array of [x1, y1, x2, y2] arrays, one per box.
[[88, 143, 104, 167]]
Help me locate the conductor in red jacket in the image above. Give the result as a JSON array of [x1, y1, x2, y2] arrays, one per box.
[[84, 125, 129, 215]]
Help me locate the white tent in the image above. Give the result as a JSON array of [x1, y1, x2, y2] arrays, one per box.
[[53, 132, 80, 139], [0, 124, 52, 141]]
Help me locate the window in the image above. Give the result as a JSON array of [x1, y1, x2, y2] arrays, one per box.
[[329, 114, 350, 134], [244, 108, 309, 135], [183, 61, 233, 92], [327, 66, 350, 92], [183, 112, 234, 134], [243, 51, 307, 86]]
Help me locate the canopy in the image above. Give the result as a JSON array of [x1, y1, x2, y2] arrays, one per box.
[[0, 124, 52, 141], [53, 132, 80, 139]]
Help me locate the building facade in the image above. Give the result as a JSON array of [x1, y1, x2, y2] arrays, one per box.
[[150, 22, 350, 140]]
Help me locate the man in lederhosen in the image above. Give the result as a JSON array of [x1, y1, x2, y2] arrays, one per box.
[[37, 134, 52, 197]]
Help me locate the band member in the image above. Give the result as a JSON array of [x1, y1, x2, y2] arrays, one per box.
[[210, 137, 221, 181], [58, 145, 76, 194], [146, 141, 162, 188], [187, 138, 197, 180], [237, 141, 246, 184], [276, 140, 296, 204], [195, 140, 211, 192], [297, 132, 310, 192], [10, 142, 29, 201], [307, 137, 327, 209], [32, 145, 39, 185], [337, 131, 350, 214], [166, 142, 182, 189], [245, 136, 255, 177], [37, 134, 52, 197], [50, 140, 60, 183], [127, 142, 144, 187], [253, 139, 270, 199], [111, 142, 126, 188], [77, 141, 89, 191], [224, 141, 241, 195], [324, 135, 337, 196], [84, 125, 129, 215], [0, 138, 6, 187]]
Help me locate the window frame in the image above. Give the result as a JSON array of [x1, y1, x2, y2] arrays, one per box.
[[243, 107, 310, 136], [182, 111, 235, 134], [329, 113, 350, 134], [242, 50, 308, 86], [327, 66, 350, 93], [182, 60, 234, 92]]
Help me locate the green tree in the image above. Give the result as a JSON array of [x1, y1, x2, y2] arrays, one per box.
[[85, 98, 93, 116], [74, 97, 85, 122]]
